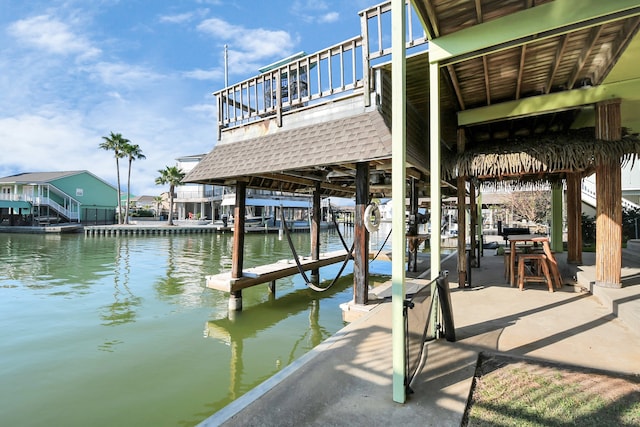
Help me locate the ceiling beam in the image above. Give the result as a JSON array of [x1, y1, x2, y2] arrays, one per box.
[[428, 0, 640, 65], [458, 77, 640, 126]]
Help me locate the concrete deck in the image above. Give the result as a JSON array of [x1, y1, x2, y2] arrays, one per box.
[[199, 245, 640, 426]]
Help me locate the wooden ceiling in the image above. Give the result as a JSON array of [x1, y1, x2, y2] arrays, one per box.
[[409, 0, 640, 148]]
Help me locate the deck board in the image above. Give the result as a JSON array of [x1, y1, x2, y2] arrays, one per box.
[[206, 250, 351, 292]]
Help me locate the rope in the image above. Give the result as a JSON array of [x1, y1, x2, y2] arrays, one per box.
[[370, 226, 392, 263], [280, 208, 353, 292]]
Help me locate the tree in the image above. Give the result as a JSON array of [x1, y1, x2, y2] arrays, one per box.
[[99, 132, 129, 224], [155, 166, 185, 226], [507, 190, 551, 227], [153, 196, 164, 218], [121, 143, 146, 224]]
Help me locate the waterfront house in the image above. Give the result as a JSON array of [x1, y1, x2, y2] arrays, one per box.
[[174, 154, 324, 223], [0, 171, 117, 225], [185, 0, 640, 404]]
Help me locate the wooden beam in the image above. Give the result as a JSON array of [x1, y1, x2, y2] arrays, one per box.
[[429, 0, 640, 65], [353, 162, 369, 305], [566, 26, 603, 89], [458, 77, 640, 126], [310, 182, 321, 285]]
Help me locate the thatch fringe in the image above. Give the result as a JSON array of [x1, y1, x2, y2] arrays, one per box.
[[443, 128, 640, 182]]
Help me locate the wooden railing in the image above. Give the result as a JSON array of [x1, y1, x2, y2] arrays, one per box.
[[214, 0, 429, 136], [214, 36, 366, 134]]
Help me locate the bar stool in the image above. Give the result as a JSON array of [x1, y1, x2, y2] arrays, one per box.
[[517, 253, 554, 292]]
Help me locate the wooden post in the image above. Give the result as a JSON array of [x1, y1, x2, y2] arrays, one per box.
[[457, 129, 468, 287], [353, 162, 369, 305], [566, 173, 582, 264], [550, 182, 563, 253], [310, 182, 321, 285], [469, 183, 478, 268], [595, 99, 622, 288], [230, 181, 246, 310], [408, 178, 418, 272]]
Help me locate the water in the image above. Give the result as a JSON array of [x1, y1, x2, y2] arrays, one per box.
[[0, 225, 393, 426]]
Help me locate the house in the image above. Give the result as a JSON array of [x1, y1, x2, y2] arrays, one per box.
[[0, 171, 117, 225], [173, 154, 223, 220]]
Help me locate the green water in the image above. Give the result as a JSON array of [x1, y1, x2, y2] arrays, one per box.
[[0, 227, 392, 426]]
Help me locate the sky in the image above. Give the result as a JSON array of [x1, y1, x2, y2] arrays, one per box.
[[0, 0, 373, 196]]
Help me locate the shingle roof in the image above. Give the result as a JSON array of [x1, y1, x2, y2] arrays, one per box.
[[186, 111, 392, 184], [0, 171, 82, 183]]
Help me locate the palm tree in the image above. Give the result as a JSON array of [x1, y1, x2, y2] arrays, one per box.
[[121, 143, 146, 224], [99, 132, 129, 224], [155, 166, 186, 226], [153, 196, 164, 219]]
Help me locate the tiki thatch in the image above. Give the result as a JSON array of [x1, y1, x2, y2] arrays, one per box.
[[444, 128, 640, 183]]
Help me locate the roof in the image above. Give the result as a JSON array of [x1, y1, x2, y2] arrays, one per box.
[[185, 111, 393, 197], [396, 0, 640, 183], [0, 171, 84, 183]]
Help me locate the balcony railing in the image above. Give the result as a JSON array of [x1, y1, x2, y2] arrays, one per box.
[[213, 1, 428, 136], [215, 36, 366, 134], [359, 0, 429, 62]]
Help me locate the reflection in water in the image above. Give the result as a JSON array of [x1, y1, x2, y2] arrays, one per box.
[[0, 229, 383, 426], [101, 238, 141, 326], [204, 276, 350, 403]]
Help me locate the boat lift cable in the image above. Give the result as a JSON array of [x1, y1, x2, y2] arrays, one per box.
[[325, 201, 390, 263], [280, 208, 353, 292], [370, 226, 392, 263]]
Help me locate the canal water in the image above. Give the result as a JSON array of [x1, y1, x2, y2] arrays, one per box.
[[0, 225, 394, 426]]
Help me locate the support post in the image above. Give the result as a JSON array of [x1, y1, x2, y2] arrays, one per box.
[[354, 162, 369, 305], [230, 181, 246, 311], [456, 129, 467, 287], [566, 173, 583, 264], [310, 182, 321, 285], [391, 0, 407, 404], [550, 182, 564, 253], [595, 99, 622, 288], [469, 183, 478, 267], [408, 178, 418, 272]]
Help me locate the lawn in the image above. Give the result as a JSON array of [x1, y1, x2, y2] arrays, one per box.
[[463, 353, 640, 427]]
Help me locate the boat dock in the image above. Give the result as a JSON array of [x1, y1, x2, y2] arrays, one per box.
[[84, 223, 228, 236], [206, 250, 351, 293]]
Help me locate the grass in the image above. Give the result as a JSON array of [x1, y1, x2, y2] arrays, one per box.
[[463, 353, 640, 427]]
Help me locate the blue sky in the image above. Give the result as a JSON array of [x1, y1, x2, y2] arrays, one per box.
[[0, 0, 372, 196]]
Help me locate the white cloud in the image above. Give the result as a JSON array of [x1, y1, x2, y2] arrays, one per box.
[[159, 12, 195, 24], [197, 17, 297, 75], [183, 68, 224, 81], [319, 12, 339, 24], [83, 61, 164, 88], [7, 14, 101, 60], [290, 0, 340, 24]]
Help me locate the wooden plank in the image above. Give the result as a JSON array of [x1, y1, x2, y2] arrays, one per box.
[[206, 250, 350, 293]]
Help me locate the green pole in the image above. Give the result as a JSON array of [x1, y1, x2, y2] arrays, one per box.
[[391, 0, 407, 404], [551, 183, 564, 252]]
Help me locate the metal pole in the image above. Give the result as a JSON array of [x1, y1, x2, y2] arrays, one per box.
[[224, 44, 229, 87], [391, 0, 407, 404]]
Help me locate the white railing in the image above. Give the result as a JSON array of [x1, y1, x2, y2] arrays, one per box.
[[34, 197, 80, 220], [582, 177, 640, 211], [359, 0, 429, 62], [215, 36, 366, 133]]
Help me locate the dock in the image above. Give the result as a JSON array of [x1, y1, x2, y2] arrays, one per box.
[[206, 250, 351, 293], [84, 223, 226, 236]]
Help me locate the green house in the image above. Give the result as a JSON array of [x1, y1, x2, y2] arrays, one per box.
[[0, 171, 118, 225]]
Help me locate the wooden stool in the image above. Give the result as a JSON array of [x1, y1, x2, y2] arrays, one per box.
[[517, 253, 554, 292], [503, 249, 511, 280]]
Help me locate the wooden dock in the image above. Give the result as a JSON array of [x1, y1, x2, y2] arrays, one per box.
[[84, 224, 228, 236], [206, 250, 351, 293]]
